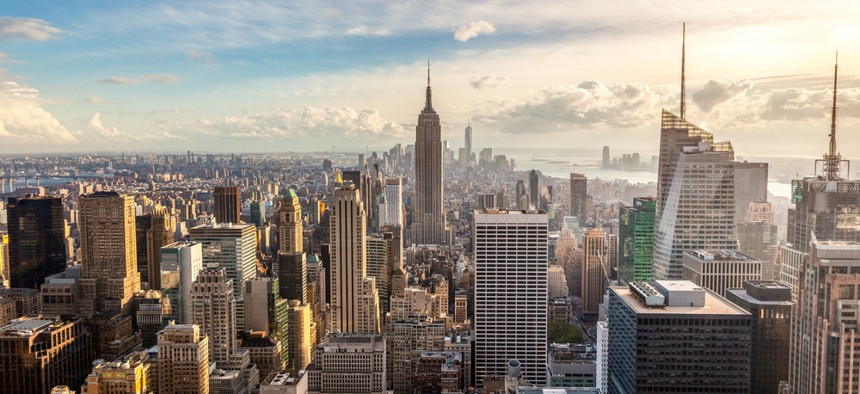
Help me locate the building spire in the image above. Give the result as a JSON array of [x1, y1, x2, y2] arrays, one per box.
[[680, 23, 686, 120], [823, 51, 842, 180], [424, 60, 434, 112]]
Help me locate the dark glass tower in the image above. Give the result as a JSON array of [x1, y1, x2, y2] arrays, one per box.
[[7, 196, 66, 289]]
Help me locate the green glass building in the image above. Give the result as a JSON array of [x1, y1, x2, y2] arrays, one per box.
[[619, 197, 656, 284]]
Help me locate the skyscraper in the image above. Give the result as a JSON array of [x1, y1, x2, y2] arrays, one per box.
[[158, 324, 210, 394], [277, 190, 303, 254], [329, 186, 380, 333], [653, 110, 737, 280], [160, 241, 203, 324], [786, 56, 860, 252], [789, 239, 860, 393], [618, 197, 655, 284], [464, 122, 473, 165], [607, 281, 751, 393], [0, 317, 93, 394], [250, 201, 266, 227], [6, 196, 66, 289], [78, 191, 140, 315], [581, 228, 606, 317], [214, 186, 241, 224], [380, 178, 402, 227], [726, 281, 792, 394], [411, 65, 446, 245], [189, 222, 256, 331], [136, 208, 172, 289], [529, 170, 539, 210], [733, 162, 768, 223], [278, 252, 307, 305], [569, 173, 587, 228], [474, 209, 548, 387], [602, 146, 610, 169], [190, 266, 235, 365]]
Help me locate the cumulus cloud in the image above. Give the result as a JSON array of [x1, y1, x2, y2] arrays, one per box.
[[692, 79, 753, 112], [470, 75, 510, 90], [0, 17, 61, 41], [345, 25, 391, 36], [97, 74, 180, 85], [0, 79, 77, 144], [476, 80, 665, 133], [454, 21, 495, 42], [85, 112, 138, 141], [187, 107, 407, 140]]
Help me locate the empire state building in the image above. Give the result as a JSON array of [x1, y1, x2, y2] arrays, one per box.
[[411, 66, 446, 245]]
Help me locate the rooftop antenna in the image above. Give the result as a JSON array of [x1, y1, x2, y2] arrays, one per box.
[[817, 51, 848, 180], [680, 23, 686, 120]]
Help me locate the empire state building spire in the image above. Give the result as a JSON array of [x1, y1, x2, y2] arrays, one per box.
[[424, 60, 434, 113]]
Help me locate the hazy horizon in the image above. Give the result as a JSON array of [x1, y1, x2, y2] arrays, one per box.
[[2, 1, 860, 159]]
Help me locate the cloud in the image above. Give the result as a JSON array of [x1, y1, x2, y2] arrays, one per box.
[[345, 25, 391, 36], [187, 49, 215, 63], [470, 75, 510, 90], [81, 96, 108, 104], [186, 107, 407, 140], [454, 21, 495, 42], [97, 74, 180, 84], [0, 17, 61, 41], [476, 80, 666, 133], [0, 78, 78, 144], [84, 112, 138, 141], [0, 51, 24, 64], [692, 79, 753, 112]]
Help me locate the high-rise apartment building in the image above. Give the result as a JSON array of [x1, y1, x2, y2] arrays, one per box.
[[682, 249, 761, 297], [474, 209, 548, 387], [306, 333, 386, 394], [653, 110, 737, 280], [189, 223, 256, 331], [0, 317, 93, 394], [618, 197, 655, 284], [214, 186, 241, 224], [79, 191, 140, 315], [607, 281, 751, 393], [581, 228, 606, 317], [789, 239, 860, 394], [726, 281, 792, 394], [329, 186, 380, 333], [411, 67, 446, 245], [160, 241, 203, 324], [191, 266, 236, 365], [135, 209, 173, 289], [6, 196, 66, 289], [569, 173, 587, 228], [158, 324, 210, 394]]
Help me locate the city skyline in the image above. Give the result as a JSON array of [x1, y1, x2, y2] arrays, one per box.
[[0, 1, 859, 157]]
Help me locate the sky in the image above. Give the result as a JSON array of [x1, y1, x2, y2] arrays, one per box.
[[1, 0, 860, 158]]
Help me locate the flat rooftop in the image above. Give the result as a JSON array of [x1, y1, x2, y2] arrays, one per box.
[[475, 208, 547, 215], [611, 286, 749, 316]]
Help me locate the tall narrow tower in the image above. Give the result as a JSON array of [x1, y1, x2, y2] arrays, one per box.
[[214, 186, 241, 224], [411, 63, 446, 245], [329, 185, 380, 333]]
